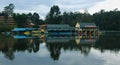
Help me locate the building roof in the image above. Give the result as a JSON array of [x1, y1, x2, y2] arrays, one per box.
[[80, 23, 96, 28], [47, 24, 70, 29]]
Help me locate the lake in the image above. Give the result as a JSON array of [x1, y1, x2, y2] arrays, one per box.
[[0, 32, 120, 65]]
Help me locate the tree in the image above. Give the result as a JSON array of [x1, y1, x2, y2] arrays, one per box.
[[13, 13, 28, 27], [45, 5, 61, 24], [32, 13, 40, 27], [92, 9, 120, 30], [27, 13, 32, 22], [0, 11, 4, 16], [4, 3, 15, 23], [61, 12, 69, 24]]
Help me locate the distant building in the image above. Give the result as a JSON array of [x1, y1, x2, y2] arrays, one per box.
[[46, 24, 75, 30], [75, 22, 97, 29], [45, 24, 76, 35], [0, 16, 16, 25], [47, 24, 70, 30], [75, 22, 99, 35]]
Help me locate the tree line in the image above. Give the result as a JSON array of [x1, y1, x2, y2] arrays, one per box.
[[45, 5, 120, 30], [13, 13, 43, 27], [93, 9, 120, 30], [0, 4, 120, 30]]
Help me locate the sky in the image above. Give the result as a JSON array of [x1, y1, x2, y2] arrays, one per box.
[[0, 0, 120, 19]]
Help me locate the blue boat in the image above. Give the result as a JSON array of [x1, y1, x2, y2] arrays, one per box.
[[12, 28, 37, 32]]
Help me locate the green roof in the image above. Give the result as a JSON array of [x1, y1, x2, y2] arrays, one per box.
[[47, 24, 70, 29]]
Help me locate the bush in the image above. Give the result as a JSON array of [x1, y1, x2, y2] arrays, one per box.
[[0, 25, 17, 32]]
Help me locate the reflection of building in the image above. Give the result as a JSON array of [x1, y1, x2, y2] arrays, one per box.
[[46, 36, 74, 43], [39, 35, 97, 45], [45, 35, 98, 60], [75, 36, 82, 44], [75, 36, 98, 45]]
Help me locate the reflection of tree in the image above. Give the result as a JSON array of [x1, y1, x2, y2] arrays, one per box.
[[46, 38, 93, 60], [46, 43, 61, 60], [14, 39, 28, 51], [0, 35, 41, 60], [78, 45, 91, 56], [4, 47, 14, 60], [0, 35, 100, 61], [0, 35, 15, 60], [15, 38, 40, 53], [28, 38, 40, 53], [94, 32, 120, 53]]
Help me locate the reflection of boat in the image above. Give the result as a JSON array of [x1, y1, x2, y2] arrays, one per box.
[[24, 31, 30, 35], [13, 35, 37, 39], [31, 30, 48, 34], [46, 36, 74, 43], [32, 31, 42, 34], [12, 34, 97, 45], [13, 34, 46, 39]]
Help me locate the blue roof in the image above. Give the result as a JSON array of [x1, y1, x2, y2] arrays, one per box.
[[47, 24, 70, 29], [12, 28, 36, 31]]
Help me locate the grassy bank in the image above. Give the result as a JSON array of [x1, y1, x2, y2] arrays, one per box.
[[0, 25, 17, 32]]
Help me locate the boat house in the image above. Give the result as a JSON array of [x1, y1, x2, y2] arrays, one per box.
[[75, 22, 99, 35], [46, 24, 76, 35]]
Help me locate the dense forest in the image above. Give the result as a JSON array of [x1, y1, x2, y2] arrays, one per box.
[[0, 4, 120, 30]]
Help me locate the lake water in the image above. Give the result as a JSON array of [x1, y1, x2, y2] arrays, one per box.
[[0, 32, 120, 65]]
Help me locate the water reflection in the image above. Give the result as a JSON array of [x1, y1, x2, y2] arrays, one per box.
[[0, 32, 120, 61], [94, 32, 120, 53], [0, 35, 15, 60]]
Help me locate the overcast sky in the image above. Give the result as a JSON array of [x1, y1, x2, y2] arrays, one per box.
[[0, 0, 120, 19]]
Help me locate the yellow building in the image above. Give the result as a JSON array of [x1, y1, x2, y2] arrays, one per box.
[[75, 22, 82, 31]]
